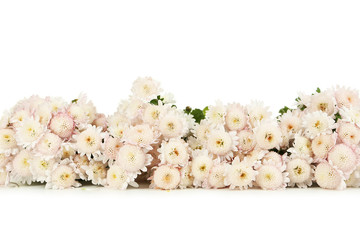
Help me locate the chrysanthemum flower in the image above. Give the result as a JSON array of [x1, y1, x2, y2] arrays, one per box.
[[255, 121, 282, 150], [279, 111, 302, 137], [191, 150, 214, 187], [92, 113, 108, 131], [0, 153, 10, 168], [143, 104, 164, 125], [335, 86, 360, 109], [311, 134, 336, 160], [152, 165, 180, 190], [308, 91, 336, 115], [225, 157, 257, 190], [60, 143, 76, 160], [49, 112, 75, 140], [103, 136, 122, 163], [303, 111, 335, 139], [263, 151, 283, 165], [0, 168, 9, 186], [116, 144, 151, 174], [158, 138, 189, 166], [35, 133, 62, 159], [345, 166, 360, 188], [0, 111, 10, 129], [30, 157, 56, 183], [207, 129, 237, 159], [237, 130, 255, 153], [255, 163, 288, 190], [225, 103, 248, 131], [288, 134, 313, 157], [72, 154, 90, 180], [314, 162, 345, 190], [205, 163, 227, 189], [327, 144, 358, 176], [118, 98, 144, 120], [206, 101, 226, 126], [193, 120, 213, 144], [0, 128, 18, 155], [10, 150, 33, 184], [83, 160, 107, 185], [339, 107, 360, 127], [46, 161, 80, 189], [286, 158, 313, 188], [131, 77, 161, 100], [35, 102, 52, 125], [247, 101, 271, 127], [337, 121, 360, 146], [124, 124, 157, 148], [68, 104, 89, 126], [159, 111, 188, 139], [15, 118, 45, 148], [106, 165, 134, 190], [10, 109, 31, 128], [75, 125, 103, 159], [179, 163, 193, 189]]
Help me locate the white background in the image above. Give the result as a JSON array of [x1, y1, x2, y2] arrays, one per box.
[[1, 1, 360, 240]]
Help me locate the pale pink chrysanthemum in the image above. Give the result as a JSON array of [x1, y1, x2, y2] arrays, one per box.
[[345, 166, 360, 188], [92, 113, 108, 131], [30, 157, 56, 183], [303, 111, 335, 139], [72, 154, 90, 180], [206, 101, 226, 126], [225, 103, 248, 131], [337, 121, 360, 146], [262, 151, 283, 165], [286, 158, 313, 188], [207, 129, 238, 160], [106, 165, 134, 190], [10, 150, 34, 185], [10, 109, 31, 128], [205, 163, 227, 189], [279, 111, 302, 137], [191, 150, 214, 187], [225, 157, 257, 190], [158, 138, 189, 166], [35, 133, 62, 159], [255, 162, 288, 190], [152, 165, 181, 190], [314, 162, 346, 190], [46, 160, 80, 189], [124, 124, 157, 148], [254, 121, 282, 150], [15, 117, 45, 148], [74, 125, 103, 159], [103, 136, 123, 163], [327, 144, 358, 177], [142, 104, 165, 125], [237, 130, 256, 153], [35, 102, 53, 126], [193, 120, 214, 144], [49, 112, 75, 139], [335, 86, 360, 109], [116, 144, 152, 174], [288, 134, 313, 158], [159, 110, 188, 139], [247, 101, 271, 127], [82, 160, 107, 185], [311, 134, 336, 160], [308, 91, 336, 115], [131, 77, 161, 100], [0, 128, 18, 155], [179, 163, 194, 189]]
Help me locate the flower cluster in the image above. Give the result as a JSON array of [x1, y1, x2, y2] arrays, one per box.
[[0, 78, 359, 190]]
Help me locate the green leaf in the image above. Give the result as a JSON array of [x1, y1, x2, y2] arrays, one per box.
[[184, 106, 192, 114], [295, 97, 301, 102], [316, 87, 321, 93], [202, 106, 209, 115], [71, 99, 78, 104], [334, 112, 342, 123], [149, 99, 158, 105], [279, 106, 290, 116], [191, 108, 206, 124]]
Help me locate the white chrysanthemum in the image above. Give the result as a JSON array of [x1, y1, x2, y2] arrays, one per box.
[[30, 157, 56, 183], [207, 129, 237, 159], [328, 144, 358, 176], [225, 103, 247, 131], [35, 103, 52, 125], [0, 128, 17, 155], [16, 118, 45, 148], [108, 122, 129, 140], [255, 122, 282, 150], [286, 158, 313, 188], [46, 161, 80, 189], [82, 102, 97, 124], [61, 143, 76, 160], [0, 168, 8, 186], [338, 122, 360, 146], [205, 164, 227, 189], [124, 124, 157, 148], [263, 151, 283, 165], [75, 125, 103, 159], [106, 165, 133, 190], [345, 166, 360, 187], [118, 98, 144, 120], [152, 165, 180, 190], [116, 144, 151, 174], [143, 104, 164, 125], [49, 112, 75, 139], [279, 111, 301, 137], [191, 150, 214, 186], [303, 111, 335, 139], [335, 86, 360, 109], [104, 137, 122, 163], [0, 153, 10, 168], [10, 150, 33, 184], [83, 160, 107, 185], [237, 130, 255, 153], [247, 101, 271, 127], [315, 162, 345, 190], [73, 154, 90, 180], [159, 138, 189, 166], [159, 111, 188, 139], [179, 163, 193, 189], [48, 97, 67, 113], [68, 104, 88, 125], [193, 120, 213, 144], [187, 136, 203, 150], [206, 101, 226, 125], [225, 158, 257, 190], [242, 148, 268, 166], [288, 135, 313, 157], [311, 134, 336, 160], [256, 163, 288, 190], [35, 133, 62, 159], [107, 113, 129, 128], [131, 77, 161, 100], [10, 109, 31, 128], [308, 91, 336, 115], [0, 111, 10, 129], [339, 107, 360, 127]]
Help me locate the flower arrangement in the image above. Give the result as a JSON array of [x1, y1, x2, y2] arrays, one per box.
[[0, 78, 359, 190]]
